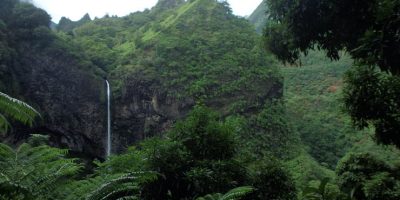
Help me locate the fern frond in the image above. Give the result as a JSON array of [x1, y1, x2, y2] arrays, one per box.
[[0, 142, 81, 199], [0, 113, 10, 134], [0, 92, 40, 133], [86, 171, 158, 200], [196, 186, 254, 200], [197, 193, 223, 200], [220, 186, 254, 200]]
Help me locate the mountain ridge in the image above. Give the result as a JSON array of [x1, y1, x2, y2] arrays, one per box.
[[1, 0, 286, 158]]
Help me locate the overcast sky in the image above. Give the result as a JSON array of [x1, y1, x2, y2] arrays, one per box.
[[32, 0, 263, 22]]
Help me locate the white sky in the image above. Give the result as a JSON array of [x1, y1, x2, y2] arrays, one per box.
[[32, 0, 263, 22]]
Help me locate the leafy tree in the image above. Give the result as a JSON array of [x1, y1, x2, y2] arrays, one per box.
[[237, 100, 300, 160], [246, 160, 297, 200], [264, 0, 400, 148], [342, 66, 400, 148], [169, 105, 236, 160], [264, 0, 400, 74], [336, 152, 400, 200], [9, 2, 51, 41], [141, 105, 247, 200]]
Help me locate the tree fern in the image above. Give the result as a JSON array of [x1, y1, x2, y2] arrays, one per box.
[[196, 186, 254, 200], [58, 171, 158, 200], [0, 142, 81, 199], [0, 92, 40, 134], [86, 171, 158, 200]]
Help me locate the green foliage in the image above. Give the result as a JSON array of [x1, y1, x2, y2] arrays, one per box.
[[263, 0, 400, 150], [0, 141, 81, 199], [237, 100, 300, 160], [4, 1, 391, 200], [196, 186, 254, 200], [86, 172, 158, 200], [9, 2, 51, 42], [285, 152, 336, 190], [57, 13, 91, 33], [0, 92, 40, 134], [141, 105, 248, 199], [264, 0, 400, 75], [247, 159, 297, 200], [282, 53, 363, 168], [301, 178, 347, 200], [342, 66, 400, 148], [170, 105, 236, 160], [62, 0, 281, 115], [336, 152, 400, 200]]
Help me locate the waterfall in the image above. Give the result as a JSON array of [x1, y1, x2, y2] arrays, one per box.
[[106, 80, 111, 157]]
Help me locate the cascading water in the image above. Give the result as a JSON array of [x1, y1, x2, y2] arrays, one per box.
[[106, 80, 111, 157]]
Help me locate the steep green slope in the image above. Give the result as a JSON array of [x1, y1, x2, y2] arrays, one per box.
[[56, 0, 295, 155], [248, 0, 267, 34], [282, 52, 365, 168], [247, 1, 374, 168], [70, 0, 281, 110]]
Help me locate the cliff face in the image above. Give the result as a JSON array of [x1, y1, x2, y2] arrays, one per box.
[[2, 45, 106, 157], [112, 78, 196, 153], [1, 0, 283, 158]]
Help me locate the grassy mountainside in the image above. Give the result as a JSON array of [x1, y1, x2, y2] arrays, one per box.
[[49, 0, 297, 155], [282, 52, 361, 168], [248, 0, 267, 34], [248, 2, 379, 168], [61, 0, 281, 110]]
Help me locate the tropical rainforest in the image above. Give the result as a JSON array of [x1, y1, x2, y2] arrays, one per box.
[[0, 0, 399, 199]]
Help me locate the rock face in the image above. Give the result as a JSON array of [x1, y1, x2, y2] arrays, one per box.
[[112, 78, 196, 153], [5, 47, 107, 158], [7, 56, 282, 159], [111, 75, 283, 154]]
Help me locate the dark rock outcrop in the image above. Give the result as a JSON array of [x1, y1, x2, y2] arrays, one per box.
[[5, 46, 107, 158]]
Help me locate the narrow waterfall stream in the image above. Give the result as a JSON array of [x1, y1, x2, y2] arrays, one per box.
[[106, 80, 111, 157]]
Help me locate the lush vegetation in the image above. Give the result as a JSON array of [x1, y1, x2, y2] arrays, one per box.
[[263, 0, 400, 199], [60, 0, 281, 112], [283, 51, 359, 168], [0, 106, 299, 200], [0, 0, 399, 199], [0, 92, 40, 134], [264, 0, 400, 148]]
